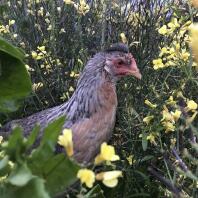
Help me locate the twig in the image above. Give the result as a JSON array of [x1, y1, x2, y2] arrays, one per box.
[[148, 167, 182, 197], [172, 148, 188, 172]]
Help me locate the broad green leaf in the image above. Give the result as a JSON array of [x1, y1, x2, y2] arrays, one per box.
[[41, 116, 65, 146], [0, 100, 19, 112], [0, 155, 9, 170], [85, 184, 105, 198], [4, 177, 50, 198], [5, 127, 25, 161], [15, 177, 50, 198], [0, 37, 24, 61], [8, 164, 33, 186], [44, 153, 80, 196], [28, 117, 65, 175], [0, 37, 31, 112], [28, 143, 55, 176], [25, 125, 40, 149], [0, 155, 10, 177]]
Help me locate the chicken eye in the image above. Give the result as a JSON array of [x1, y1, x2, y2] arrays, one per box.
[[117, 60, 124, 65]]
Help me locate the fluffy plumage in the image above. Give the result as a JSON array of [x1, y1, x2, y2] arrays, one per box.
[[0, 43, 141, 163]]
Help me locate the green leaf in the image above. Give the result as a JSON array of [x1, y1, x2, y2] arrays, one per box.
[[0, 37, 24, 61], [141, 155, 154, 162], [8, 164, 34, 187], [27, 117, 66, 175], [5, 127, 25, 161], [0, 155, 10, 177], [15, 177, 50, 198], [3, 177, 50, 198], [41, 116, 65, 146], [25, 125, 40, 149], [142, 132, 148, 151], [0, 37, 31, 112], [44, 153, 80, 196], [85, 184, 105, 198], [0, 155, 9, 170], [0, 100, 19, 112], [28, 143, 55, 176]]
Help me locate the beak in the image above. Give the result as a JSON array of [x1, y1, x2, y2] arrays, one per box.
[[129, 69, 142, 79], [128, 57, 142, 79]]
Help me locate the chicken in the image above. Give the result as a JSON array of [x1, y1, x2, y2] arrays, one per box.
[[0, 43, 141, 163]]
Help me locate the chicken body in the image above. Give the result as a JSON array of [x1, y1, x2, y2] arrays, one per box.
[[1, 43, 141, 163]]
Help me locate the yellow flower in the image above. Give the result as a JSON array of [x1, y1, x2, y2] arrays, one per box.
[[158, 25, 168, 35], [162, 121, 175, 133], [9, 19, 15, 26], [126, 155, 135, 165], [77, 169, 95, 188], [161, 106, 175, 123], [146, 134, 156, 144], [47, 25, 52, 31], [186, 100, 198, 110], [60, 28, 66, 33], [45, 18, 50, 24], [32, 82, 43, 92], [120, 33, 127, 43], [167, 18, 180, 30], [69, 86, 74, 92], [58, 129, 73, 157], [144, 99, 157, 108], [96, 171, 122, 188], [180, 51, 190, 61], [153, 58, 164, 70], [171, 110, 182, 121], [166, 96, 176, 105], [161, 47, 168, 53], [37, 7, 44, 16], [143, 115, 154, 125], [31, 51, 38, 59], [177, 91, 186, 99], [70, 71, 76, 77], [37, 46, 46, 52], [186, 111, 197, 124], [159, 47, 168, 56], [190, 23, 198, 63], [94, 142, 120, 165], [171, 138, 176, 147], [169, 47, 175, 55], [165, 60, 176, 67], [74, 0, 90, 15]]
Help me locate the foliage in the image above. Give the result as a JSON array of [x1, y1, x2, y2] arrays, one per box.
[[0, 37, 31, 112], [0, 117, 80, 198], [0, 0, 198, 197]]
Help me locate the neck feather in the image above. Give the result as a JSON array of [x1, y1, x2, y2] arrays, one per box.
[[60, 53, 117, 122]]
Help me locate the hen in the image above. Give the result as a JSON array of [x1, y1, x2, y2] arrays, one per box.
[[1, 43, 141, 163]]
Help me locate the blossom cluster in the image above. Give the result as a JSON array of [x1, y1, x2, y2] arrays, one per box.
[[143, 94, 197, 145], [58, 130, 122, 189], [153, 17, 194, 70]]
